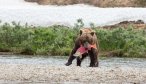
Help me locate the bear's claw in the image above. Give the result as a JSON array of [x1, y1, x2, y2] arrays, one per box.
[[65, 62, 72, 66]]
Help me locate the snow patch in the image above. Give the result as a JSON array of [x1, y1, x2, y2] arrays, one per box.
[[0, 0, 146, 27]]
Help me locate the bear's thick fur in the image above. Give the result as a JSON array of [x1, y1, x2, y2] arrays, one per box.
[[65, 28, 99, 67]]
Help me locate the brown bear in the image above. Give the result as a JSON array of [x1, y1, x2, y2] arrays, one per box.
[[65, 28, 99, 67]]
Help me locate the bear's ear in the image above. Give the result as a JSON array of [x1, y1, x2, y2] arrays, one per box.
[[90, 32, 95, 36], [80, 30, 83, 36]]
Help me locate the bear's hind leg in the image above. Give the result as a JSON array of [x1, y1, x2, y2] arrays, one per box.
[[77, 54, 87, 66], [77, 57, 81, 66]]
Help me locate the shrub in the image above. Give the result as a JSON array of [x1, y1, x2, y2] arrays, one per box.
[[0, 21, 146, 57]]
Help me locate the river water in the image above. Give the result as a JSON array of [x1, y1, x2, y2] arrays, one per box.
[[0, 55, 146, 68]]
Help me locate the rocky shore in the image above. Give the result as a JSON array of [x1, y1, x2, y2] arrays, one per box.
[[101, 20, 146, 29], [24, 0, 146, 7], [0, 64, 146, 84]]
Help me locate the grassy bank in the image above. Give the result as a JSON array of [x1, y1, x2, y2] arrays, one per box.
[[0, 22, 146, 57]]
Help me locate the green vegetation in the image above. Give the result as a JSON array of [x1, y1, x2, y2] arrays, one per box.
[[96, 27, 146, 58], [0, 21, 146, 58]]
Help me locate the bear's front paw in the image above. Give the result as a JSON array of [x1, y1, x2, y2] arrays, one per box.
[[65, 62, 72, 66]]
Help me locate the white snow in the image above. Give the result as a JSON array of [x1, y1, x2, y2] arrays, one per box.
[[0, 0, 146, 27]]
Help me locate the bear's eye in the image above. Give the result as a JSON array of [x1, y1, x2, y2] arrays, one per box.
[[90, 32, 94, 36]]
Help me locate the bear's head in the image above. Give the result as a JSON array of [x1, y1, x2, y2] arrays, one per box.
[[78, 28, 97, 49]]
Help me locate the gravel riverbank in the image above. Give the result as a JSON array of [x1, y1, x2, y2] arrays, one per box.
[[0, 64, 146, 84]]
